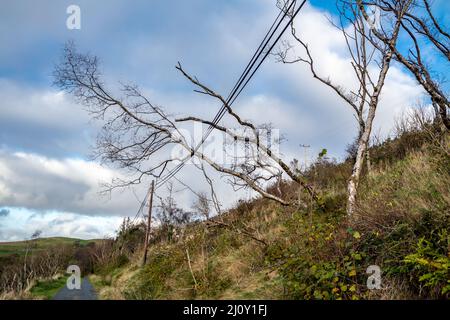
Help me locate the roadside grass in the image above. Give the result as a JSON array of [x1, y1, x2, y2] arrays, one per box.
[[29, 275, 69, 300], [89, 267, 132, 300]]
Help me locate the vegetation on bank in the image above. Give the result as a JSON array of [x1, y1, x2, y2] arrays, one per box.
[[1, 115, 448, 300], [89, 119, 449, 300]]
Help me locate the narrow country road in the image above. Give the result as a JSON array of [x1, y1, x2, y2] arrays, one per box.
[[52, 278, 98, 300]]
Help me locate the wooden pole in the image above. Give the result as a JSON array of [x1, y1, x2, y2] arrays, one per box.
[[300, 144, 311, 224], [142, 180, 155, 266], [299, 144, 310, 172]]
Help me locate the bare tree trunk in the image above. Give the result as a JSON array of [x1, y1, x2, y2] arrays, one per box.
[[186, 248, 198, 291], [347, 48, 396, 215], [142, 180, 155, 266], [275, 0, 410, 216], [346, 0, 412, 216], [366, 150, 371, 175]]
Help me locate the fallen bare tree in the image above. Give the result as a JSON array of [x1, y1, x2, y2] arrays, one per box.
[[193, 163, 268, 246], [53, 41, 319, 210]]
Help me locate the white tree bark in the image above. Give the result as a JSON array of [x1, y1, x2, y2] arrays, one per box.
[[347, 0, 412, 215]]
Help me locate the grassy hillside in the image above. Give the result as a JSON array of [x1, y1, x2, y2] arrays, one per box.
[[90, 129, 449, 300], [0, 237, 99, 257]]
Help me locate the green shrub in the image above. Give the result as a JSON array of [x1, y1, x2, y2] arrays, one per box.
[[124, 248, 184, 299], [190, 258, 233, 298], [265, 212, 369, 300], [402, 233, 449, 298], [95, 253, 129, 276]]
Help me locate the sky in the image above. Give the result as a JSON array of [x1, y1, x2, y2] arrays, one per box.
[[0, 0, 448, 241]]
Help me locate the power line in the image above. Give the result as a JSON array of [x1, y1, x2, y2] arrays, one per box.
[[197, 0, 303, 149], [155, 2, 295, 189], [131, 184, 152, 224], [155, 0, 306, 190], [299, 144, 311, 172], [201, 0, 296, 140], [206, 4, 287, 132]]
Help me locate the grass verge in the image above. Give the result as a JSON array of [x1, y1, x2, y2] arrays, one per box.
[[29, 275, 68, 300]]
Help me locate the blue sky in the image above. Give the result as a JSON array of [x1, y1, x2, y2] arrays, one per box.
[[0, 0, 447, 241]]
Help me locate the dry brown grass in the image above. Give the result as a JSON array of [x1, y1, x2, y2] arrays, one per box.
[[353, 148, 449, 234]]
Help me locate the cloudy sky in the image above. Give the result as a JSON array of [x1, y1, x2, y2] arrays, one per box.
[[0, 0, 448, 241]]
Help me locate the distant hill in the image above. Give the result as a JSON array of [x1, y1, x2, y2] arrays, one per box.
[[0, 237, 101, 257]]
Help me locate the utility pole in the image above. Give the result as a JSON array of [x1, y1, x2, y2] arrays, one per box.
[[299, 144, 310, 172], [142, 180, 155, 267], [300, 144, 312, 224]]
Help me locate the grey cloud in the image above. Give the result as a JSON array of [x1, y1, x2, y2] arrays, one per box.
[[0, 81, 96, 158], [0, 150, 142, 217], [0, 1, 361, 163]]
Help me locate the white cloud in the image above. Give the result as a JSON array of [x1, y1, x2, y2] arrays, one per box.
[[0, 207, 122, 241], [373, 65, 425, 137], [0, 79, 95, 157]]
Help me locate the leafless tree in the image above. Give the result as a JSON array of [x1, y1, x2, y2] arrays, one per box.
[[275, 0, 412, 215], [0, 244, 74, 295], [194, 164, 267, 245], [53, 41, 319, 210], [192, 192, 211, 220], [22, 230, 42, 290], [89, 238, 115, 268], [154, 183, 193, 242], [358, 0, 449, 131]]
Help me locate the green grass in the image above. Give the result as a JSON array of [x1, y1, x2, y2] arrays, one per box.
[[0, 237, 100, 256], [30, 275, 69, 300]]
